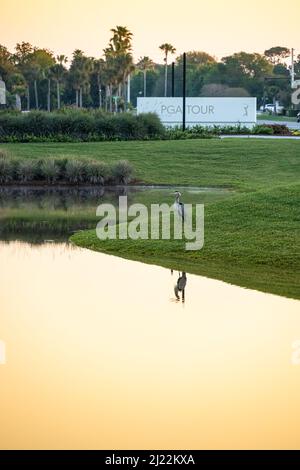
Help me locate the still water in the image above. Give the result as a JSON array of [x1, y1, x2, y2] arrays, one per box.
[[0, 188, 300, 449]]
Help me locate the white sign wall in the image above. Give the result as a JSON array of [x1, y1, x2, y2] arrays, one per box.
[[137, 97, 257, 127], [0, 80, 6, 105]]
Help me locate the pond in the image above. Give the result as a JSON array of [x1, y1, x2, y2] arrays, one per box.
[[0, 185, 230, 243], [0, 187, 300, 449]]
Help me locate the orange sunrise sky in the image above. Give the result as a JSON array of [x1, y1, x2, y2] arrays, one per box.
[[1, 0, 299, 63]]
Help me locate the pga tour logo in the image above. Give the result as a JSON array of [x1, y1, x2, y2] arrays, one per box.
[[96, 196, 204, 251]]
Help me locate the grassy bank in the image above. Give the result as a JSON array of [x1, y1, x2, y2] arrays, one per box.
[[1, 139, 299, 190], [71, 183, 300, 299]]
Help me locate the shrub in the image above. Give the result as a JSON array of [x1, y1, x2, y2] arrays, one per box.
[[0, 155, 15, 184], [85, 161, 106, 185], [266, 124, 291, 136], [53, 157, 68, 175], [40, 159, 61, 184], [166, 126, 217, 140], [17, 159, 39, 183], [0, 110, 165, 142], [218, 124, 250, 135], [0, 150, 136, 185], [0, 148, 10, 159], [252, 125, 274, 135], [65, 159, 86, 184], [0, 110, 294, 142], [252, 124, 291, 136], [114, 113, 143, 139], [111, 160, 134, 184], [138, 113, 166, 138]]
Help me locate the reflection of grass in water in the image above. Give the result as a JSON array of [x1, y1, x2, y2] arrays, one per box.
[[0, 208, 98, 242]]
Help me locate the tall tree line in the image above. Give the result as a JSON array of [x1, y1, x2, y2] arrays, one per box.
[[0, 34, 298, 111]]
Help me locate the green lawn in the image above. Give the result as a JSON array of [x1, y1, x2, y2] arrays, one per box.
[[257, 113, 297, 122], [1, 139, 300, 299], [2, 139, 299, 191]]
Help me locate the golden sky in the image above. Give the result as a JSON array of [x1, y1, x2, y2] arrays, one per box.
[[1, 0, 299, 62]]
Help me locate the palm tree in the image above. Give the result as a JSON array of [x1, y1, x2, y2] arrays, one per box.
[[137, 56, 155, 97], [26, 49, 54, 110], [50, 55, 68, 109], [110, 26, 133, 54], [30, 61, 41, 109], [102, 57, 113, 112], [46, 69, 51, 112], [93, 58, 105, 108], [39, 49, 55, 110], [159, 43, 176, 97], [103, 26, 134, 112], [69, 50, 94, 108], [115, 52, 134, 109]]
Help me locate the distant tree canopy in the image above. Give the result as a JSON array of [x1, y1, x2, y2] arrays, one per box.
[[200, 84, 250, 97], [0, 30, 296, 111], [176, 51, 216, 68], [264, 46, 290, 64]]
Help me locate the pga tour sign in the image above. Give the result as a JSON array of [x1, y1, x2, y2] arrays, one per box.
[[137, 97, 257, 128]]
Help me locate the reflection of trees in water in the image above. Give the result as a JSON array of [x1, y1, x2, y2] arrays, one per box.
[[171, 270, 187, 303], [0, 186, 141, 211], [0, 186, 145, 243]]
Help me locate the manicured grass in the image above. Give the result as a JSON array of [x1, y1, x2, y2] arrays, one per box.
[[1, 139, 300, 191], [257, 113, 297, 122]]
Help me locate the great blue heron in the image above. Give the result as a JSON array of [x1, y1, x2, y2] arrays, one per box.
[[173, 191, 184, 220], [174, 271, 187, 303]]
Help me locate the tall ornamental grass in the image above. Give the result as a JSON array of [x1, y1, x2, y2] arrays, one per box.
[[0, 153, 134, 185]]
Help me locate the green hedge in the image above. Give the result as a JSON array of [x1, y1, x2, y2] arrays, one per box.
[[0, 110, 165, 142], [0, 110, 293, 142], [165, 123, 291, 138]]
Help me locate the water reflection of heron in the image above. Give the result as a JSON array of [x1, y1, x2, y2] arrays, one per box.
[[171, 270, 187, 303]]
